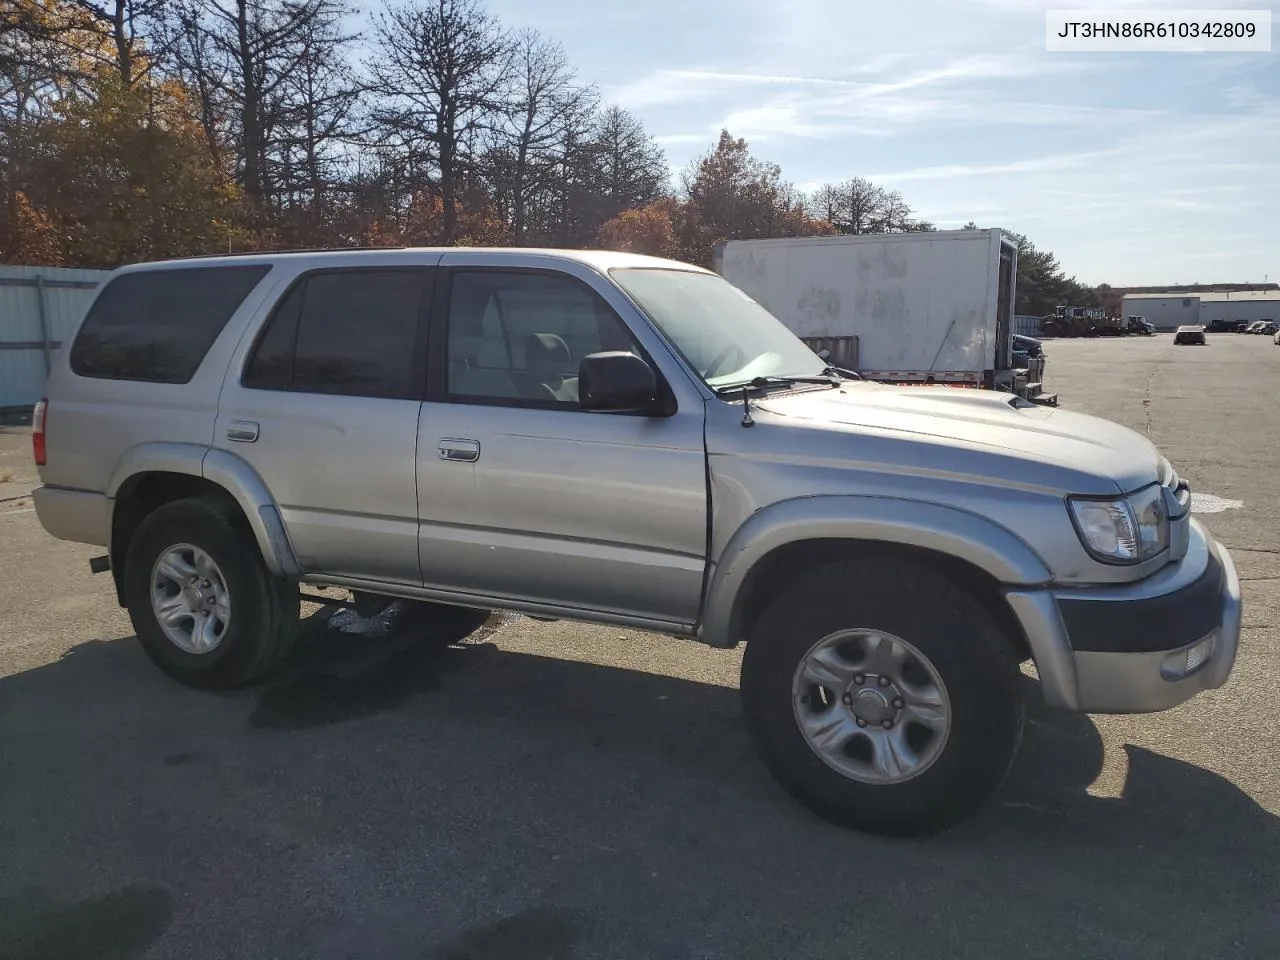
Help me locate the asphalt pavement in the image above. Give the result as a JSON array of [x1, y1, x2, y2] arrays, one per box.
[[1, 331, 1277, 960]]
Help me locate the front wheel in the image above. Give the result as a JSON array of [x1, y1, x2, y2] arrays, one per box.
[[740, 557, 1025, 837]]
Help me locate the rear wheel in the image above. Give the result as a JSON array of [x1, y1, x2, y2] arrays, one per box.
[[124, 497, 298, 688], [740, 557, 1025, 837]]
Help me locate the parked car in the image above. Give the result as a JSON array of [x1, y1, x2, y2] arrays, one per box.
[[1274, 328, 1280, 345], [1236, 322, 1251, 333], [30, 248, 1242, 838], [1245, 321, 1268, 334], [1125, 316, 1155, 336], [1011, 333, 1044, 359], [1258, 320, 1278, 336], [1174, 325, 1207, 345]]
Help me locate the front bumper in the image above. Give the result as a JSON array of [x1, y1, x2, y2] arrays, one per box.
[[1005, 518, 1241, 714]]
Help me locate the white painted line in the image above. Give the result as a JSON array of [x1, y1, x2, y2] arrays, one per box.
[[1191, 493, 1243, 514]]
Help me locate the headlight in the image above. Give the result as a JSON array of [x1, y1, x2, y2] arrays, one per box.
[[1068, 484, 1168, 563]]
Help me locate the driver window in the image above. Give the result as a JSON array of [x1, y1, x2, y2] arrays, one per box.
[[446, 270, 641, 406]]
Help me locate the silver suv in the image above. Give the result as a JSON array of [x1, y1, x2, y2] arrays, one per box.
[[32, 248, 1241, 837]]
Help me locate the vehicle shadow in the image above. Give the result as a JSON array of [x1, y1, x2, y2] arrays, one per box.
[[0, 611, 1276, 960]]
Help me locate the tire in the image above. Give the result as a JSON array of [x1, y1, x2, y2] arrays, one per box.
[[740, 557, 1025, 837], [402, 600, 493, 647], [124, 497, 299, 689]]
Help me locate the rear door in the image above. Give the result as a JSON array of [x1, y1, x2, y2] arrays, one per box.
[[214, 262, 434, 583], [414, 262, 708, 626]]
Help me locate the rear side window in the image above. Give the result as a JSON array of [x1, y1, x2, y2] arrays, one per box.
[[242, 268, 428, 400], [70, 265, 271, 383]]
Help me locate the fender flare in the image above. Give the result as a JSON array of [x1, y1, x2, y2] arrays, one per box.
[[105, 442, 301, 577], [698, 495, 1053, 649]]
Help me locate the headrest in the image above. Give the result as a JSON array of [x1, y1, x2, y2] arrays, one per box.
[[526, 333, 572, 374]]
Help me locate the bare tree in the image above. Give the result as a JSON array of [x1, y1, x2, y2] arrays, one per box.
[[550, 104, 667, 246], [166, 0, 229, 168], [268, 5, 363, 236], [810, 177, 888, 234], [809, 176, 928, 234], [369, 0, 513, 242], [171, 0, 345, 213], [66, 0, 171, 87], [484, 28, 592, 242]]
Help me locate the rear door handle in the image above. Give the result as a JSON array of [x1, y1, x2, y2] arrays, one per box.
[[227, 420, 259, 443], [438, 438, 479, 462]]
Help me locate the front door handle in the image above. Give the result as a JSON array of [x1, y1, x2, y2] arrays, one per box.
[[227, 420, 259, 443], [438, 438, 480, 462]]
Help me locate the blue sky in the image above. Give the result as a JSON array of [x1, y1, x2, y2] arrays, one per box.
[[481, 0, 1279, 286]]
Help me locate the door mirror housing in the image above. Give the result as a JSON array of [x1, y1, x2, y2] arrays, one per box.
[[579, 351, 661, 413]]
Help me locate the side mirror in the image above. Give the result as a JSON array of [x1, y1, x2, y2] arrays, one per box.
[[579, 351, 660, 413]]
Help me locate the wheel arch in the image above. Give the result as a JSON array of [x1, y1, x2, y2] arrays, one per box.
[[106, 443, 301, 605], [699, 497, 1053, 657]]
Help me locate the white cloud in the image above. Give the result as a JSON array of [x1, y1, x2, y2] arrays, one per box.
[[868, 147, 1131, 182]]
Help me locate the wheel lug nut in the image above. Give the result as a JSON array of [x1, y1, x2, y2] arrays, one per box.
[[841, 692, 853, 705], [856, 718, 868, 728], [878, 676, 892, 687], [891, 697, 904, 709], [881, 719, 894, 730], [853, 674, 866, 686]]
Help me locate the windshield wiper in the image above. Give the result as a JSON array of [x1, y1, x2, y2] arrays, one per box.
[[713, 373, 841, 396], [822, 364, 864, 381]]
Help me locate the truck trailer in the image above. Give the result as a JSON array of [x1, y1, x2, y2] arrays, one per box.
[[712, 229, 1056, 405]]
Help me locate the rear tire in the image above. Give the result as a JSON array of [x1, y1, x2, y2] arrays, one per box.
[[740, 557, 1025, 837], [124, 497, 298, 689]]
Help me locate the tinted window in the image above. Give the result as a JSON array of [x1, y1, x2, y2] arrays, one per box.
[[447, 271, 639, 405], [242, 269, 427, 399], [70, 265, 270, 383], [242, 283, 303, 391]]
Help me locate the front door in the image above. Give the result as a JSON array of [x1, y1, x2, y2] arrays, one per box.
[[415, 265, 708, 626], [214, 264, 433, 583]]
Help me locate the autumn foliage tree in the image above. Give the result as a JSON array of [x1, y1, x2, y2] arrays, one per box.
[[3, 0, 1089, 291], [669, 130, 834, 267], [596, 198, 677, 258], [20, 73, 246, 265]]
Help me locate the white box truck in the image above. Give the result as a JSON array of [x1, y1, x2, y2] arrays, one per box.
[[713, 229, 1056, 405]]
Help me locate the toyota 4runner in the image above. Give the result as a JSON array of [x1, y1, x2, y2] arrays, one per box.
[[31, 248, 1242, 837]]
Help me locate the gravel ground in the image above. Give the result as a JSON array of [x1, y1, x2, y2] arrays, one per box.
[[1, 331, 1277, 960]]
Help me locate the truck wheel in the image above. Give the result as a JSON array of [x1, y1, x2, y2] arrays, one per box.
[[403, 601, 493, 647], [124, 497, 298, 689], [740, 557, 1025, 837]]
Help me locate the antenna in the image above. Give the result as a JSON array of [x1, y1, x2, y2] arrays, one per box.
[[741, 385, 754, 427]]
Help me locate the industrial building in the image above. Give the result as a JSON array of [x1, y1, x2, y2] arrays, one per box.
[[1122, 290, 1280, 331]]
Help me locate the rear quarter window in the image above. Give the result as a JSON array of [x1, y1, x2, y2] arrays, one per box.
[[69, 264, 272, 383]]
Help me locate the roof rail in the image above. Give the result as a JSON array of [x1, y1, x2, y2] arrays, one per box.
[[171, 245, 409, 260]]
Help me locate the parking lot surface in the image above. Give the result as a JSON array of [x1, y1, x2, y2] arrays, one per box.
[[2, 332, 1278, 960]]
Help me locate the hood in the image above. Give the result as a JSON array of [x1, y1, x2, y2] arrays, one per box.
[[753, 384, 1161, 493]]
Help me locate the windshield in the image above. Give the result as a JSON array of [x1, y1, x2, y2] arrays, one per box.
[[609, 268, 828, 389]]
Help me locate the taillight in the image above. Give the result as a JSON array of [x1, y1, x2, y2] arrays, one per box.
[[32, 398, 47, 466]]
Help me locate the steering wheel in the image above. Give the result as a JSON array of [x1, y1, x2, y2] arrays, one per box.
[[705, 344, 746, 379]]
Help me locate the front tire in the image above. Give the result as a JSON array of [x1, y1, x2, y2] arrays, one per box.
[[124, 497, 299, 689], [740, 557, 1025, 837]]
